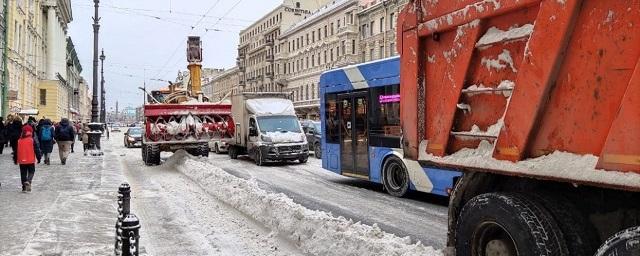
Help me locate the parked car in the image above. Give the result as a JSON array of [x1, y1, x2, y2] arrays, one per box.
[[209, 138, 230, 154], [301, 120, 322, 159], [124, 127, 143, 148]]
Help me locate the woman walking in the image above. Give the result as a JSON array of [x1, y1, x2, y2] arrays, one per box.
[[7, 116, 23, 164], [17, 125, 41, 192], [38, 119, 55, 165]]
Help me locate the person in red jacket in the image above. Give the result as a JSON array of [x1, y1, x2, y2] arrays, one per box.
[[17, 125, 42, 192]]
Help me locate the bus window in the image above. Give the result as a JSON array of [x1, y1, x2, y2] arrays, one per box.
[[369, 84, 401, 148], [325, 93, 340, 143]]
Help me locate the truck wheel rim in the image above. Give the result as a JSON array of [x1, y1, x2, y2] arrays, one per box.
[[473, 221, 517, 256], [387, 161, 406, 190]]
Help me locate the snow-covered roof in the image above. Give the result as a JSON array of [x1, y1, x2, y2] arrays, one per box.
[[282, 0, 356, 37]]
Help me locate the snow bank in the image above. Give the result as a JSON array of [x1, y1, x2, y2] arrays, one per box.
[[168, 152, 441, 256], [246, 98, 295, 116]]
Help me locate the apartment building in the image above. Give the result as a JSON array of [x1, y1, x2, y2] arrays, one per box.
[[357, 0, 408, 62], [237, 0, 330, 94], [277, 0, 360, 119], [7, 0, 46, 113], [208, 67, 239, 102]]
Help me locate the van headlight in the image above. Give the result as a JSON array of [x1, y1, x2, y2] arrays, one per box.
[[261, 135, 272, 143]]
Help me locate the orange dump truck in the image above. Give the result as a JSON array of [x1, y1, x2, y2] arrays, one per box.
[[397, 0, 639, 255]]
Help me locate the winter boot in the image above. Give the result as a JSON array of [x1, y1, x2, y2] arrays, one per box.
[[61, 158, 67, 165], [22, 183, 26, 192], [25, 182, 31, 192]]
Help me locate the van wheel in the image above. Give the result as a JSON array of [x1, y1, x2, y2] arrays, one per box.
[[228, 146, 238, 159], [383, 157, 409, 197], [314, 143, 322, 159], [456, 192, 569, 256], [595, 226, 640, 256], [254, 149, 264, 166]]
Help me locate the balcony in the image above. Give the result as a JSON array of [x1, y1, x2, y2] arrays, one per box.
[[238, 52, 246, 59], [238, 66, 245, 72], [266, 72, 274, 79], [338, 24, 358, 35], [294, 99, 320, 108], [266, 55, 274, 62], [265, 38, 274, 46]]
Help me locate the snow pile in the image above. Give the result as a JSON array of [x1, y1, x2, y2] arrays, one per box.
[[265, 131, 305, 143], [169, 152, 441, 256], [480, 49, 517, 73], [476, 24, 534, 48], [246, 98, 295, 116]]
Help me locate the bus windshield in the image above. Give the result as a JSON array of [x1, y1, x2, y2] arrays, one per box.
[[257, 116, 302, 133]]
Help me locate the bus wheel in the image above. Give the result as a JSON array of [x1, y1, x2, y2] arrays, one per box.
[[456, 192, 568, 256], [383, 157, 409, 197], [596, 226, 640, 256]]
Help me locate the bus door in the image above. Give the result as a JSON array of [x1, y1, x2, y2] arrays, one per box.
[[339, 92, 369, 179]]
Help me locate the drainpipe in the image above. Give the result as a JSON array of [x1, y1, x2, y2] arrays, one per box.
[[1, 0, 8, 117]]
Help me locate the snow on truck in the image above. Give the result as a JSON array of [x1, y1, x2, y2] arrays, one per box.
[[227, 93, 309, 166], [141, 37, 234, 166], [392, 0, 640, 255]]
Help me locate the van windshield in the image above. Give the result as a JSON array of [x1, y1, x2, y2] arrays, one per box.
[[257, 116, 301, 133]]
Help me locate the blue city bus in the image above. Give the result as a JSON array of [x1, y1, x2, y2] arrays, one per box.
[[319, 57, 462, 197]]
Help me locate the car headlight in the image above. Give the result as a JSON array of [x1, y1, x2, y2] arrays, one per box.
[[128, 137, 135, 142], [261, 135, 272, 143]]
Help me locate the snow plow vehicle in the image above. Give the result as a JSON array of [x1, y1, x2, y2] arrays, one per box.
[[141, 37, 234, 166], [395, 0, 640, 255]]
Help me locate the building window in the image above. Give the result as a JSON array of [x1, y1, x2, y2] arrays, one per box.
[[330, 23, 334, 35], [330, 49, 333, 62], [370, 21, 374, 36], [380, 46, 385, 59], [306, 84, 309, 100], [352, 40, 356, 54], [341, 41, 346, 56], [370, 48, 375, 61], [312, 31, 315, 42], [390, 42, 396, 56], [390, 13, 395, 29], [380, 17, 385, 32], [39, 89, 46, 105], [312, 55, 315, 66]]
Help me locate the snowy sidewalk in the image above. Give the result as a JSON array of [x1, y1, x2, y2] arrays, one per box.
[[0, 140, 130, 255]]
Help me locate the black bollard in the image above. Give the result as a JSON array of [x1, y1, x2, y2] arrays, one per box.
[[121, 214, 141, 256], [115, 183, 132, 255]]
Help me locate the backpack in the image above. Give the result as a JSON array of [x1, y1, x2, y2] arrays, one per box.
[[17, 137, 36, 165], [41, 126, 53, 141]]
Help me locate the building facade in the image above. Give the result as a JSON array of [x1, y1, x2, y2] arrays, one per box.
[[66, 37, 82, 120], [277, 0, 360, 119], [78, 77, 91, 122], [357, 0, 407, 62], [237, 0, 331, 94], [208, 67, 239, 103], [7, 0, 45, 113], [37, 0, 73, 121], [0, 0, 7, 116]]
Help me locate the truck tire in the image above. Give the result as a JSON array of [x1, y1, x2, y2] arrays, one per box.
[[314, 143, 322, 159], [456, 192, 569, 256], [382, 157, 409, 197], [144, 144, 161, 166], [532, 193, 600, 256], [595, 226, 640, 256], [141, 144, 147, 160], [198, 144, 209, 158], [229, 146, 238, 159]]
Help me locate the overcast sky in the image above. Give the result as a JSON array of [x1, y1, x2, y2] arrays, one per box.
[[68, 0, 282, 110]]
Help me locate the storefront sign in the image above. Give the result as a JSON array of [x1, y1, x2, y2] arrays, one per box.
[[284, 7, 311, 15]]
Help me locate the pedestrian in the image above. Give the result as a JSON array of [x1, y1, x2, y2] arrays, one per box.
[[54, 118, 75, 165], [7, 116, 23, 165], [38, 119, 55, 165], [17, 125, 41, 192], [81, 123, 91, 155], [0, 117, 6, 154]]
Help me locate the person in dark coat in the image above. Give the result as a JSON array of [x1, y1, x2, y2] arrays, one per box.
[[38, 119, 55, 165], [7, 116, 24, 165], [0, 117, 6, 154], [54, 118, 75, 165]]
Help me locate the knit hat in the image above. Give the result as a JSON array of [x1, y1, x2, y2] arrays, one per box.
[[22, 125, 33, 138]]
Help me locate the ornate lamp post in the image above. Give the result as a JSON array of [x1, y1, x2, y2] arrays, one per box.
[[87, 0, 104, 155], [100, 49, 106, 124]]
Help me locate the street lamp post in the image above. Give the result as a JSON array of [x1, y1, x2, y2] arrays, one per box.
[[88, 0, 104, 155], [100, 49, 106, 124]]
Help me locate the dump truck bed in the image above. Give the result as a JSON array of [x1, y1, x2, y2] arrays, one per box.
[[398, 0, 640, 190]]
